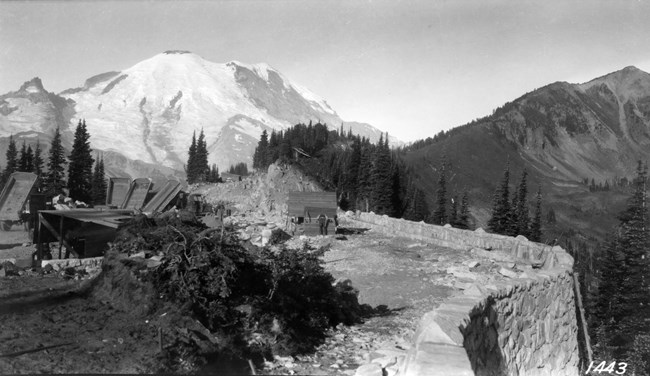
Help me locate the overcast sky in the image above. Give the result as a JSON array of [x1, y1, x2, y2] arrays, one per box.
[[2, 0, 650, 142]]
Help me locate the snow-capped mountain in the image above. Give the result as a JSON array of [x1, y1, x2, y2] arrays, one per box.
[[0, 51, 399, 177]]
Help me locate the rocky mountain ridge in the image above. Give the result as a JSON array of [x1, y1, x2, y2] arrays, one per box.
[[403, 65, 650, 239]]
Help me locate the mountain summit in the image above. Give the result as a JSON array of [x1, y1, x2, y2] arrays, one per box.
[[0, 51, 395, 175]]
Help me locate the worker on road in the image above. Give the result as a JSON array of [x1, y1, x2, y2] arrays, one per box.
[[318, 213, 329, 236]]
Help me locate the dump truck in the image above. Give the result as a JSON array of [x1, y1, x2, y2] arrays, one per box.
[[0, 172, 39, 231]]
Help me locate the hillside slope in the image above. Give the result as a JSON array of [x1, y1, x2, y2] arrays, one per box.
[[404, 66, 650, 241]]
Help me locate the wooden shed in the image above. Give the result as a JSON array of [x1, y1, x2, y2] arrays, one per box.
[[220, 172, 243, 182]]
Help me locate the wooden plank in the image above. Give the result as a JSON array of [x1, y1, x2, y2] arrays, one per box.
[[142, 180, 181, 213], [106, 177, 131, 206], [121, 178, 152, 210], [0, 172, 38, 221], [39, 214, 74, 257]]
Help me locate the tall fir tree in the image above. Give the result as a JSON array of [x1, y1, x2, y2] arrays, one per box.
[[19, 141, 28, 172], [508, 189, 520, 236], [594, 161, 650, 361], [67, 119, 94, 202], [195, 129, 209, 182], [90, 156, 107, 205], [253, 130, 269, 171], [432, 155, 448, 225], [449, 195, 459, 227], [488, 160, 512, 234], [529, 187, 542, 242], [2, 135, 18, 182], [370, 134, 393, 215], [186, 131, 197, 183], [515, 170, 530, 237], [25, 144, 34, 173], [457, 191, 470, 229], [357, 141, 373, 211], [33, 140, 44, 176], [45, 127, 67, 194]]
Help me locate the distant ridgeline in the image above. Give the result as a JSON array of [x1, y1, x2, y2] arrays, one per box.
[[252, 122, 446, 224]]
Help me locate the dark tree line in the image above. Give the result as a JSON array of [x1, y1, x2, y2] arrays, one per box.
[[1, 121, 108, 206], [251, 122, 440, 222], [186, 129, 210, 184], [429, 155, 470, 229], [588, 161, 650, 372], [228, 162, 249, 176], [487, 162, 542, 241]]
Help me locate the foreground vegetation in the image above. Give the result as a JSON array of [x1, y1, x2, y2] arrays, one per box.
[[108, 214, 365, 371]]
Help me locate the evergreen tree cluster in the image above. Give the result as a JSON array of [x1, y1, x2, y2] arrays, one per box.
[[67, 119, 94, 203], [228, 162, 249, 176], [592, 161, 650, 369], [0, 135, 44, 187], [487, 162, 542, 241], [90, 156, 108, 205], [44, 126, 67, 194], [186, 129, 210, 184], [429, 155, 470, 229], [1, 121, 108, 206], [583, 176, 631, 192], [251, 122, 432, 220], [206, 164, 221, 183]]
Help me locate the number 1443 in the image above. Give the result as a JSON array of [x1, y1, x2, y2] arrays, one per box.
[[585, 361, 627, 374]]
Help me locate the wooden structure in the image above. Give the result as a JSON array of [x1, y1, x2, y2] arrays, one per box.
[[106, 177, 131, 206], [35, 209, 133, 259], [120, 178, 153, 210], [0, 172, 39, 231], [220, 172, 243, 182], [142, 180, 182, 213], [287, 191, 337, 235]]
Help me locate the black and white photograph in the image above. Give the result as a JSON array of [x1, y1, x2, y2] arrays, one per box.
[[1, 1, 649, 375]]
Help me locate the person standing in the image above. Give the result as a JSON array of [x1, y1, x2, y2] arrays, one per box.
[[317, 213, 327, 235]]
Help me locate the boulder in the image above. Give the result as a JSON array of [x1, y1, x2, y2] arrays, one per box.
[[355, 363, 382, 376], [498, 267, 519, 279]]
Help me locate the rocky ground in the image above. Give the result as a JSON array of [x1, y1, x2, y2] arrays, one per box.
[[0, 165, 514, 375], [0, 215, 485, 375]]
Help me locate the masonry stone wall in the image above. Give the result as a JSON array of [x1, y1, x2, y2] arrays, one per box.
[[462, 271, 578, 375], [347, 212, 579, 376]]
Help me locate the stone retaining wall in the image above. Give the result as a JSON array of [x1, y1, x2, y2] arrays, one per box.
[[42, 257, 104, 271], [347, 212, 579, 376]]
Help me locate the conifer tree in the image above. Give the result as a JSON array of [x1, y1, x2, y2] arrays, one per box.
[[488, 160, 512, 234], [267, 131, 280, 165], [370, 134, 393, 215], [594, 161, 650, 360], [195, 129, 209, 182], [432, 155, 448, 225], [45, 127, 67, 194], [2, 135, 18, 181], [25, 145, 34, 173], [33, 140, 44, 176], [529, 187, 542, 242], [515, 170, 530, 237], [357, 141, 373, 211], [90, 156, 107, 205], [68, 119, 94, 203], [449, 195, 458, 227], [253, 130, 269, 171], [457, 191, 470, 229], [186, 131, 197, 183], [508, 190, 519, 236], [19, 141, 28, 171]]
